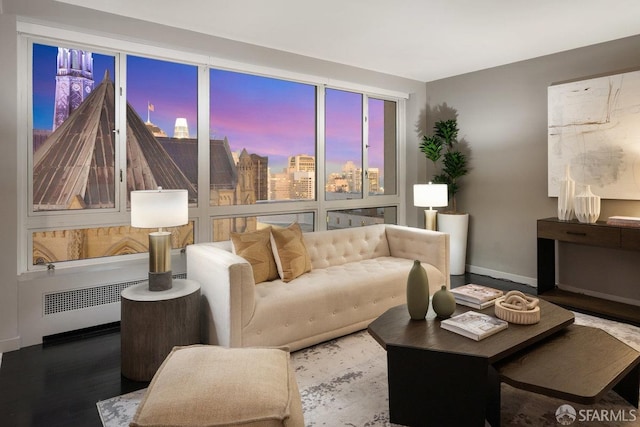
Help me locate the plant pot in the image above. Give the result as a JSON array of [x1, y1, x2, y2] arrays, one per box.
[[437, 212, 469, 275]]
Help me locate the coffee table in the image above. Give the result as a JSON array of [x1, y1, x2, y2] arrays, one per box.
[[367, 299, 574, 427]]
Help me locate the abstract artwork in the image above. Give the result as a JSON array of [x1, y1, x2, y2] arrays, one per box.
[[548, 69, 640, 200]]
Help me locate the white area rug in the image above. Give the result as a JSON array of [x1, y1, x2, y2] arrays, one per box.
[[97, 312, 640, 427]]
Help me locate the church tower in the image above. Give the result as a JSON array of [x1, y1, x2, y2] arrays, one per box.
[[53, 48, 94, 130], [237, 149, 256, 205]]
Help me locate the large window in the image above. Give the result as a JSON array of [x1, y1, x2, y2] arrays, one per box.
[[368, 98, 397, 196], [325, 89, 363, 200], [32, 43, 116, 212], [126, 55, 199, 205], [23, 32, 404, 271], [210, 70, 316, 206]]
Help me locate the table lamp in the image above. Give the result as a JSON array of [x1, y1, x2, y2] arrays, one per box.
[[413, 182, 448, 230], [131, 187, 188, 291]]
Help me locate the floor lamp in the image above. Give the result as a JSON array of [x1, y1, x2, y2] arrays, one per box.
[[413, 182, 448, 231], [131, 188, 188, 291]]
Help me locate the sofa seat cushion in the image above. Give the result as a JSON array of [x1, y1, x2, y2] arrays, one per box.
[[241, 257, 446, 348]]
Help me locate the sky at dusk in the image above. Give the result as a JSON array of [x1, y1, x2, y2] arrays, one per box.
[[32, 43, 388, 176]]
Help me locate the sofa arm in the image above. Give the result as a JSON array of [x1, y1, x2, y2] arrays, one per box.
[[385, 224, 451, 289], [186, 243, 256, 347]]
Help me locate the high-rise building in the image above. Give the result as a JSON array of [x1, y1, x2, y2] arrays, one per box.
[[270, 171, 290, 201], [288, 154, 315, 173], [286, 154, 316, 200], [173, 118, 189, 138], [250, 154, 269, 201], [367, 167, 380, 194], [291, 171, 315, 200]]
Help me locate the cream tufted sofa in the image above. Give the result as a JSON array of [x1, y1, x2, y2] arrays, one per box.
[[186, 224, 450, 351]]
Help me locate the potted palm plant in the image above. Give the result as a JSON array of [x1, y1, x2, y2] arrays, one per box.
[[420, 119, 469, 274]]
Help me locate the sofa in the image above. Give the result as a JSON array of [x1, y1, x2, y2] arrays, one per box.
[[186, 223, 450, 351]]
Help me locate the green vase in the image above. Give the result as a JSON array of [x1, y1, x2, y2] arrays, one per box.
[[406, 260, 429, 320], [432, 285, 456, 318]]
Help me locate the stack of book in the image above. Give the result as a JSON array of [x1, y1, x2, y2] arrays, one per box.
[[440, 311, 508, 341], [606, 216, 640, 228], [450, 284, 504, 309]]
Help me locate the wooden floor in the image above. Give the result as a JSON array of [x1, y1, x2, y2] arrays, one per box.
[[0, 273, 531, 427]]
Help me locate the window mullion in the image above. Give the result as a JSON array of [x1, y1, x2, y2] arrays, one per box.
[[362, 94, 369, 199], [316, 85, 326, 231]]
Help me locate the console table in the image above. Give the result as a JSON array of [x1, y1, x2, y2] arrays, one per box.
[[537, 217, 640, 325]]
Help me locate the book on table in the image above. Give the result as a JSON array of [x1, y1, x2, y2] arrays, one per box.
[[606, 216, 640, 227], [440, 311, 508, 341], [450, 284, 503, 308], [454, 298, 496, 310]]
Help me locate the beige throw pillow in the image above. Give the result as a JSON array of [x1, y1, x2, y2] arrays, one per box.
[[231, 227, 279, 284], [270, 223, 312, 282]]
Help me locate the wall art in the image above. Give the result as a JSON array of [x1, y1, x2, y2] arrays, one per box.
[[548, 69, 640, 200]]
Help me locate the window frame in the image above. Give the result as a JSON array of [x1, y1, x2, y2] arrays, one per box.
[[17, 21, 407, 273]]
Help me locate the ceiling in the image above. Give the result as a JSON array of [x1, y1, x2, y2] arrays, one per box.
[[57, 0, 640, 82]]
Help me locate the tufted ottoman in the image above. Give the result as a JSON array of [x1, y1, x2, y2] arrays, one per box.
[[130, 345, 305, 427]]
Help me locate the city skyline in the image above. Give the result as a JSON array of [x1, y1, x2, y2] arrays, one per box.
[[32, 43, 388, 176]]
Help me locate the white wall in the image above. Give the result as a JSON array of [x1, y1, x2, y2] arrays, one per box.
[[0, 0, 425, 350], [424, 34, 640, 292]]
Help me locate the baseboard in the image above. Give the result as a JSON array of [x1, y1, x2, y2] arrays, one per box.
[[43, 321, 120, 347], [467, 265, 537, 288], [558, 283, 640, 307], [0, 335, 21, 353]]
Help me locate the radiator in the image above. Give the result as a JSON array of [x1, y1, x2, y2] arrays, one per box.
[[43, 273, 187, 315]]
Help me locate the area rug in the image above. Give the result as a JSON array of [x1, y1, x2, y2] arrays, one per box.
[[97, 312, 640, 427]]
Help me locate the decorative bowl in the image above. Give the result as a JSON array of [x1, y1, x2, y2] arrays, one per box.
[[494, 291, 541, 325]]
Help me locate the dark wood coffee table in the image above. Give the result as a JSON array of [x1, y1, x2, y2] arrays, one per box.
[[367, 299, 575, 427], [496, 324, 639, 407]]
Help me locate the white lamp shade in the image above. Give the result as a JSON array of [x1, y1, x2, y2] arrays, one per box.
[[413, 183, 448, 208], [131, 189, 188, 228]]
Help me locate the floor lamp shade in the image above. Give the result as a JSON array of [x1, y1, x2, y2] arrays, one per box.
[[131, 188, 188, 291], [413, 183, 448, 230]]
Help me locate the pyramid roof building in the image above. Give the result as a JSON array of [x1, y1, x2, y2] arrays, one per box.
[[33, 71, 197, 211]]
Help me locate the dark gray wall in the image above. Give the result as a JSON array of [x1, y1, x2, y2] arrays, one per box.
[[424, 34, 640, 295]]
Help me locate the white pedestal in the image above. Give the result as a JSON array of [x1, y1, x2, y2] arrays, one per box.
[[437, 213, 469, 275]]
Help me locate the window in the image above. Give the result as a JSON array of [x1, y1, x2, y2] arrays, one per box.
[[32, 43, 116, 212], [368, 98, 397, 196], [209, 70, 316, 206], [211, 213, 314, 242], [327, 207, 397, 230], [325, 89, 363, 200], [22, 31, 404, 272], [126, 55, 199, 205]]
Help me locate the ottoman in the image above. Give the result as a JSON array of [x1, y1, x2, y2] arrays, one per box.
[[130, 345, 305, 427]]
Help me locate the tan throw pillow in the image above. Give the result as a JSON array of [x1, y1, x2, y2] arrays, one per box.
[[230, 227, 279, 284], [270, 223, 312, 282]]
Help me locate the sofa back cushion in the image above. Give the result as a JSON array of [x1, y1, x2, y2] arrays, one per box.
[[270, 223, 312, 282], [230, 227, 279, 284], [303, 224, 390, 269]]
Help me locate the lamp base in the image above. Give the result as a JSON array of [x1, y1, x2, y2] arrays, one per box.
[[149, 271, 173, 291], [424, 209, 438, 231]]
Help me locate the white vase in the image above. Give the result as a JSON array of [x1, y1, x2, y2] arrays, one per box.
[[574, 185, 600, 224], [557, 165, 575, 221], [437, 213, 469, 275]]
